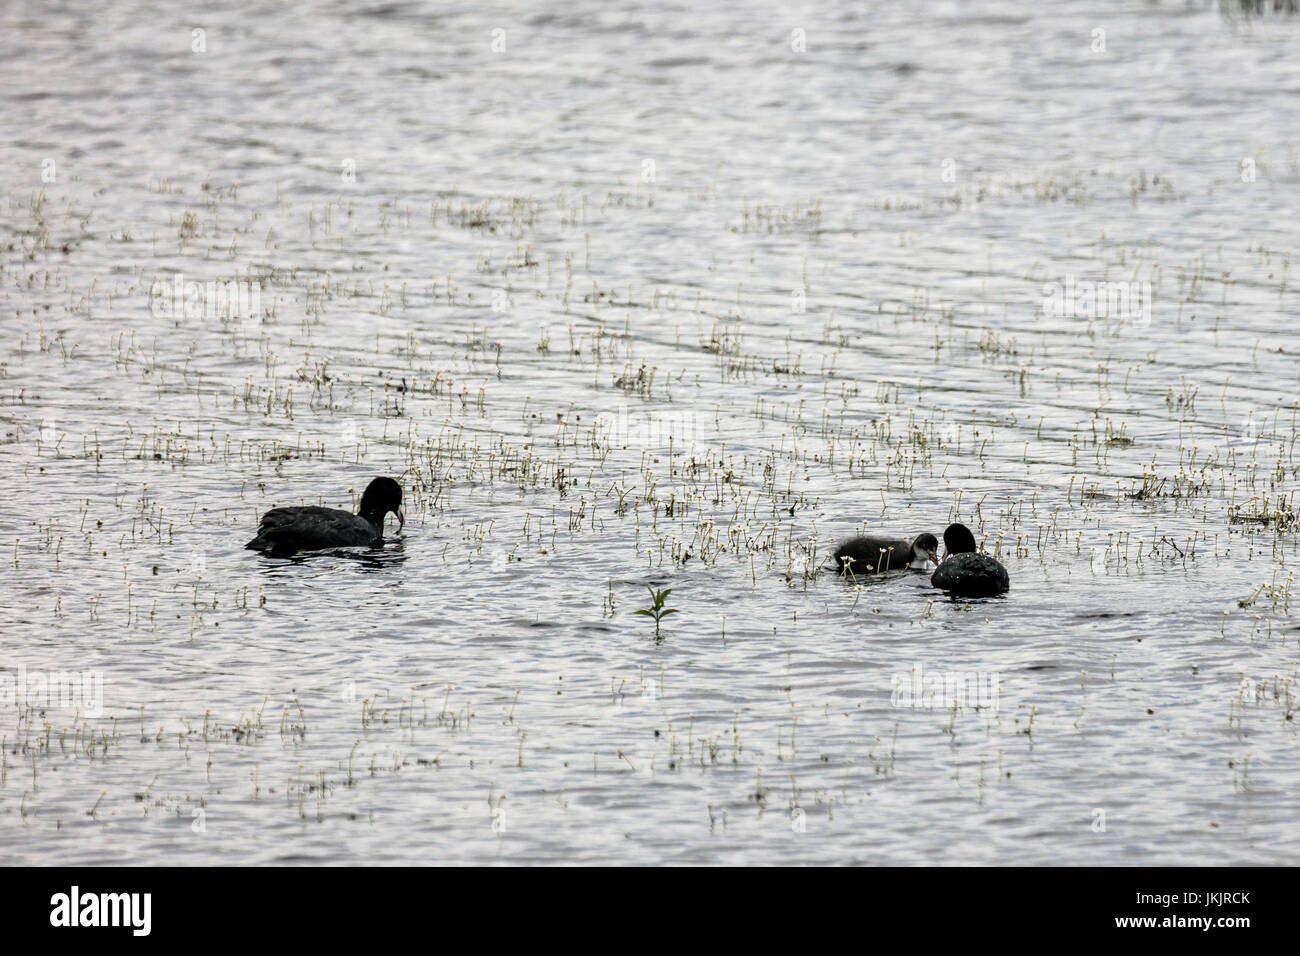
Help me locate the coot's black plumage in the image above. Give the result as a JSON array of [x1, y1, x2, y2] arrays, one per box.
[[834, 532, 938, 576], [930, 523, 1009, 596], [245, 477, 404, 557]]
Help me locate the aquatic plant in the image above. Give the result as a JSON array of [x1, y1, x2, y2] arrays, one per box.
[[633, 586, 679, 640]]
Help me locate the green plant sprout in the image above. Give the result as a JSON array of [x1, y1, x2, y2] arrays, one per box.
[[634, 586, 679, 640]]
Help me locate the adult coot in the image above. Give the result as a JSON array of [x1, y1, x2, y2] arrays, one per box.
[[245, 477, 404, 557], [931, 523, 1009, 596], [834, 532, 938, 576]]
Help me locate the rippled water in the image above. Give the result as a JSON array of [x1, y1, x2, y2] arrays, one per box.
[[2, 0, 1299, 864]]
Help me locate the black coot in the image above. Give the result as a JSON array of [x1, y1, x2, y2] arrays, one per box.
[[245, 477, 404, 557], [833, 532, 938, 576], [930, 523, 1009, 596]]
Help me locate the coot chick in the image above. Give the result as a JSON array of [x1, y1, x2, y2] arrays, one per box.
[[930, 523, 1009, 596], [834, 532, 938, 577], [245, 477, 404, 557]]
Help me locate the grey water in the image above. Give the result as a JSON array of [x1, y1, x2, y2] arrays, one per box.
[[1, 0, 1299, 864]]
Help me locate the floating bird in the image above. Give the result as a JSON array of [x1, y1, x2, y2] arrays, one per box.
[[931, 523, 1009, 596], [834, 532, 938, 576], [245, 477, 404, 557]]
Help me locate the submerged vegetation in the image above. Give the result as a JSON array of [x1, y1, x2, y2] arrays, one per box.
[[4, 160, 1298, 862]]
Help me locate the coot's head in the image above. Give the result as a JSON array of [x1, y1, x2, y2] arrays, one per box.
[[942, 523, 978, 556], [910, 533, 939, 568], [359, 476, 404, 531]]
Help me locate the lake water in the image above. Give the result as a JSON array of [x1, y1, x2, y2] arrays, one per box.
[[2, 0, 1299, 864]]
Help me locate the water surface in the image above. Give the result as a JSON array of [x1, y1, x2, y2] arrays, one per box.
[[1, 0, 1299, 864]]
